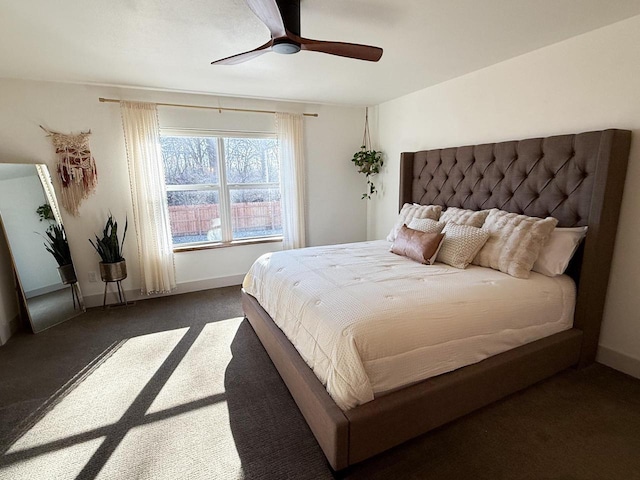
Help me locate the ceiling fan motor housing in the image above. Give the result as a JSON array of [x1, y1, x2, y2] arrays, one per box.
[[273, 38, 301, 55]]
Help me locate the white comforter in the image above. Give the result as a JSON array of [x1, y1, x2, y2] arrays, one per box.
[[243, 240, 575, 410]]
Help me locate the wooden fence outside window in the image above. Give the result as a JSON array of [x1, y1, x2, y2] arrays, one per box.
[[169, 202, 282, 236]]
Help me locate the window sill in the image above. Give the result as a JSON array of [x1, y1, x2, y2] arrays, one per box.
[[173, 236, 283, 253]]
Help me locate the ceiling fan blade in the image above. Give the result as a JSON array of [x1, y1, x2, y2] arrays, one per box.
[[245, 0, 287, 38], [211, 40, 273, 65], [296, 36, 383, 62]]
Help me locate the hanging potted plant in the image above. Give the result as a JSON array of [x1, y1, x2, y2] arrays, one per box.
[[90, 214, 128, 283], [351, 107, 384, 199], [42, 224, 77, 284], [36, 203, 55, 222]]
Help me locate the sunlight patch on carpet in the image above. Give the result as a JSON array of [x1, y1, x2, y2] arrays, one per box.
[[1, 437, 105, 480], [6, 328, 188, 454], [97, 402, 243, 480], [146, 317, 243, 414]]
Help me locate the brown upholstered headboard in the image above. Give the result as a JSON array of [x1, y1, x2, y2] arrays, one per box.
[[399, 129, 631, 366]]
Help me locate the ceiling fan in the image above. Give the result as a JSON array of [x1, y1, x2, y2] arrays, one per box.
[[211, 0, 383, 65]]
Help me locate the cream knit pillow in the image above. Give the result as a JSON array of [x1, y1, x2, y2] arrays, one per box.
[[473, 209, 558, 278], [387, 203, 442, 242], [407, 217, 446, 234], [440, 207, 490, 228], [436, 223, 490, 269]]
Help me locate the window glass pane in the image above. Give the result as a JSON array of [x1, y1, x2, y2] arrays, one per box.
[[230, 188, 282, 239], [167, 190, 221, 245], [161, 136, 219, 185], [224, 138, 279, 184]]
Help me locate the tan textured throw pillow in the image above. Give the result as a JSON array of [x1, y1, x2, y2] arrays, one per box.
[[387, 203, 442, 242], [473, 209, 558, 278], [407, 217, 446, 234], [440, 207, 490, 228], [436, 223, 490, 269], [391, 226, 444, 265]]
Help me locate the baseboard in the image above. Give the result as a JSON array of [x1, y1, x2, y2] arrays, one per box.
[[597, 346, 640, 380], [25, 283, 67, 299], [83, 274, 245, 308]]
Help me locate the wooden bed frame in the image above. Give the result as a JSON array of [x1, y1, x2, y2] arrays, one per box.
[[242, 129, 631, 470]]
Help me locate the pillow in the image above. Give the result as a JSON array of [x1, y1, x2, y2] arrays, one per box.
[[387, 203, 442, 242], [532, 226, 588, 276], [440, 207, 490, 228], [407, 217, 446, 234], [473, 209, 558, 279], [390, 225, 445, 265], [436, 223, 490, 269]]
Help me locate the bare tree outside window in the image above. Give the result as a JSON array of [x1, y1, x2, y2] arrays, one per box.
[[161, 134, 282, 245], [161, 136, 219, 188], [224, 138, 279, 202]]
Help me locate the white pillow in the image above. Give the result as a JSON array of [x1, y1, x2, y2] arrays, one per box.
[[387, 203, 442, 242], [407, 217, 446, 234], [436, 223, 490, 269], [532, 227, 588, 277]]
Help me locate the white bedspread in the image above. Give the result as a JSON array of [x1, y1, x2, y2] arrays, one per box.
[[243, 240, 575, 410]]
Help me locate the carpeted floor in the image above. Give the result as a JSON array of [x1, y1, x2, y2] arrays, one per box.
[[1, 286, 639, 480]]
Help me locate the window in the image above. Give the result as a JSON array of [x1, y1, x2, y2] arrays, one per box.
[[160, 130, 282, 247]]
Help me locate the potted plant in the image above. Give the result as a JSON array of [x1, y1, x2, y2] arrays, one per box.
[[43, 224, 77, 284], [90, 214, 128, 282], [351, 107, 384, 199], [352, 146, 383, 199]]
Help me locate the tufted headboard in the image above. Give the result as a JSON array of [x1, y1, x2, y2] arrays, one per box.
[[400, 129, 631, 366]]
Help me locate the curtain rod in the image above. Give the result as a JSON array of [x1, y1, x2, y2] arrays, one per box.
[[98, 97, 318, 117]]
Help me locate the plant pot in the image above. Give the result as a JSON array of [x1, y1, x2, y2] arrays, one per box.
[[58, 264, 77, 285], [99, 260, 127, 282], [358, 164, 373, 175]]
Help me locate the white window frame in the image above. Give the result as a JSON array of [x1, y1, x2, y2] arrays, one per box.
[[160, 128, 281, 248]]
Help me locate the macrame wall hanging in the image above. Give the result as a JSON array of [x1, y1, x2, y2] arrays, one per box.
[[41, 126, 98, 216]]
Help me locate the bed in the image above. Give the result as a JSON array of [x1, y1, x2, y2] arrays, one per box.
[[241, 129, 631, 470], [243, 240, 577, 410]]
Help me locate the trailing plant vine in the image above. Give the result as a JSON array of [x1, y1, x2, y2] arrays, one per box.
[[351, 108, 383, 199]]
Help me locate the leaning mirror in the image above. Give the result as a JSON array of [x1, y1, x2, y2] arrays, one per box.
[[0, 163, 84, 333]]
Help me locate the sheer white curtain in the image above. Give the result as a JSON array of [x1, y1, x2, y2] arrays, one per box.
[[120, 101, 176, 294], [276, 113, 306, 250]]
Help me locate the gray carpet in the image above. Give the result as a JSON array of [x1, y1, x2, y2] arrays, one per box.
[[26, 285, 84, 333], [0, 286, 639, 479]]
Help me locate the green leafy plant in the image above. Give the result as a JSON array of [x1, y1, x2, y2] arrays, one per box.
[[352, 107, 384, 199], [89, 214, 128, 263], [36, 203, 55, 222], [42, 224, 72, 267], [352, 146, 383, 199]]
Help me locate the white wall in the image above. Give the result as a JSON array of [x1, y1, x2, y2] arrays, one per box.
[[370, 15, 640, 376], [0, 79, 367, 324]]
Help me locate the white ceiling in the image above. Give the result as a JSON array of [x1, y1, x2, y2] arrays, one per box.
[[1, 1, 640, 106]]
